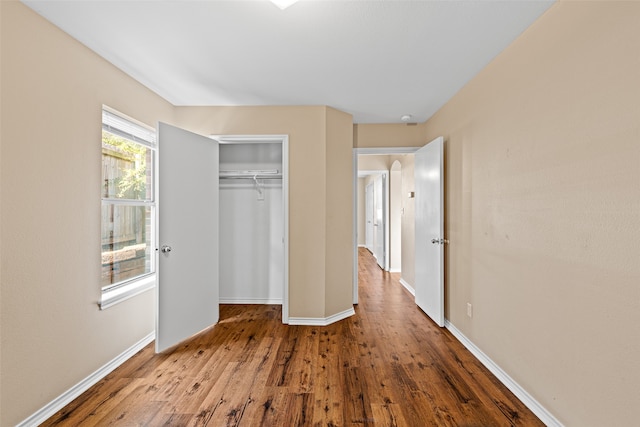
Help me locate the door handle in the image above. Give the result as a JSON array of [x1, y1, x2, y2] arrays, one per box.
[[161, 245, 172, 253], [431, 238, 449, 245], [431, 239, 439, 244]]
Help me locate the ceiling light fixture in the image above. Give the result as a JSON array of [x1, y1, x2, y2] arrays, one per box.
[[401, 115, 412, 122], [269, 0, 299, 10]]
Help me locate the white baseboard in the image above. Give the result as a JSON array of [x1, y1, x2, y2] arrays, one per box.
[[17, 314, 560, 427], [399, 278, 415, 296], [288, 307, 356, 326], [388, 268, 401, 273], [444, 321, 563, 427], [18, 332, 155, 427], [219, 297, 283, 305], [358, 244, 366, 248]]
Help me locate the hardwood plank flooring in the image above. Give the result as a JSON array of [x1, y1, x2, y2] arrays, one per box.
[[42, 248, 544, 426]]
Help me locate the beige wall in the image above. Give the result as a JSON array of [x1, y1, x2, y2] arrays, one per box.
[[1, 3, 354, 425], [358, 154, 390, 171], [174, 106, 327, 319], [0, 3, 174, 425], [173, 106, 354, 319], [422, 2, 640, 425], [324, 107, 355, 316], [354, 123, 426, 148], [352, 2, 640, 424], [389, 161, 402, 272], [4, 0, 639, 425]]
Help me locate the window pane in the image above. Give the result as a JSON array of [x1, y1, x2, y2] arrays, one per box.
[[102, 130, 153, 200], [101, 204, 153, 288]]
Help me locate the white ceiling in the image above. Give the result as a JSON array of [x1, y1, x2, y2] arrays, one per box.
[[23, 0, 554, 124]]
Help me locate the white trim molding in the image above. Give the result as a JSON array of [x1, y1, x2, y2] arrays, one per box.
[[444, 321, 563, 427], [288, 307, 356, 326], [399, 278, 415, 296], [219, 298, 283, 305], [355, 147, 420, 155], [17, 332, 155, 427], [99, 274, 155, 310]]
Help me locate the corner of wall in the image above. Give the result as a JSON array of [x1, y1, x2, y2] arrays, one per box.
[[324, 107, 355, 317]]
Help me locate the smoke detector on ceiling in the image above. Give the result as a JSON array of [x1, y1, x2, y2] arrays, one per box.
[[401, 115, 412, 122]]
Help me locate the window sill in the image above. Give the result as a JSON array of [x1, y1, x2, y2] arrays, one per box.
[[99, 275, 155, 310]]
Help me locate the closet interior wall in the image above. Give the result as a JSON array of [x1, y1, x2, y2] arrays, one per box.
[[219, 142, 284, 304]]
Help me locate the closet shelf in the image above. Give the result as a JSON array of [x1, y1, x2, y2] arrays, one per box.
[[219, 169, 282, 179]]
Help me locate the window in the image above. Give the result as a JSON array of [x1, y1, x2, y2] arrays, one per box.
[[100, 107, 156, 309]]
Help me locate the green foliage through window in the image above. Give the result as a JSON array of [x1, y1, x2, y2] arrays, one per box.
[[102, 130, 150, 200]]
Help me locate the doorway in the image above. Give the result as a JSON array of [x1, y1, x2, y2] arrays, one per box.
[[156, 128, 290, 353], [362, 173, 387, 269], [354, 148, 418, 301], [213, 135, 290, 323], [353, 139, 445, 328]]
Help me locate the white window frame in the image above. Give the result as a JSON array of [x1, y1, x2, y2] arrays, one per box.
[[99, 106, 156, 309]]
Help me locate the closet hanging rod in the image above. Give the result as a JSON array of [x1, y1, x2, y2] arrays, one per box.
[[220, 169, 279, 175], [219, 175, 282, 179]]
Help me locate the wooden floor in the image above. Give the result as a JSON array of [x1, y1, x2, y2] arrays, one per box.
[[43, 248, 544, 426]]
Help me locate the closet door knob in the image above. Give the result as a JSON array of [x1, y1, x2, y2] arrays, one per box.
[[161, 245, 172, 253]]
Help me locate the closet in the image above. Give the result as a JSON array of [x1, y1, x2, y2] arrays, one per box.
[[217, 139, 285, 305]]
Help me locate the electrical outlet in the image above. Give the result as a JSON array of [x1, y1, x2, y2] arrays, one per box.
[[466, 303, 473, 318]]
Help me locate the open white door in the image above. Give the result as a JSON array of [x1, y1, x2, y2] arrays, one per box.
[[414, 137, 445, 327], [156, 123, 219, 352], [365, 183, 374, 251], [374, 174, 386, 269]]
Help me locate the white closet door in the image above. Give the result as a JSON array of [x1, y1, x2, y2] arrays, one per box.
[[414, 137, 445, 327], [156, 123, 219, 353]]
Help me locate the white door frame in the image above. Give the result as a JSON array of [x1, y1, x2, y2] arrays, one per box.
[[211, 135, 289, 324], [353, 147, 419, 304]]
